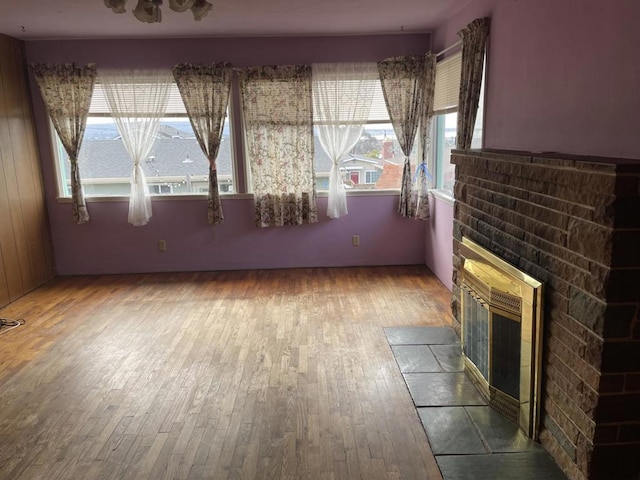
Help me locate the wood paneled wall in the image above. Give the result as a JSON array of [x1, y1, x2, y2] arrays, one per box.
[[0, 34, 53, 308]]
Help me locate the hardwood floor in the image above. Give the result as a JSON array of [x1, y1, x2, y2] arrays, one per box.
[[0, 266, 453, 480]]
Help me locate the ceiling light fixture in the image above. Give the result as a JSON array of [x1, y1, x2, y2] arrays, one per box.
[[104, 0, 213, 24]]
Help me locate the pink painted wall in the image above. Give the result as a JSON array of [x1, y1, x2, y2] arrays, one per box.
[[48, 196, 424, 275], [26, 35, 432, 275], [424, 197, 454, 291], [424, 0, 640, 291], [433, 0, 640, 159]]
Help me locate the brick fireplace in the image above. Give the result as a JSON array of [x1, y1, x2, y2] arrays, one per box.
[[450, 149, 640, 480]]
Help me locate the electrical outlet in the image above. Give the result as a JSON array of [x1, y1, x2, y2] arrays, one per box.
[[352, 235, 360, 247], [158, 240, 167, 252]]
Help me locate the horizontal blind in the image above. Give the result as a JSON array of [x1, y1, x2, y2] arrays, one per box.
[[91, 79, 389, 121], [89, 83, 187, 115], [433, 51, 462, 114], [370, 81, 390, 122], [311, 79, 390, 123]]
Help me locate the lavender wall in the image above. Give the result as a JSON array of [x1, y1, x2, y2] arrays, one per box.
[[26, 35, 431, 275], [424, 0, 640, 292], [424, 197, 453, 291], [433, 0, 640, 159], [49, 196, 425, 275]]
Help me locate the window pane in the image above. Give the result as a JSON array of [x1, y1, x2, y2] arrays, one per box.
[[57, 115, 233, 196], [470, 65, 485, 149], [435, 112, 457, 193], [365, 170, 381, 184], [314, 123, 420, 191], [434, 62, 485, 193], [312, 78, 419, 192]]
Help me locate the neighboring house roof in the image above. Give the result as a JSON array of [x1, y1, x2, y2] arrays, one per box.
[[73, 135, 339, 180], [74, 137, 233, 179], [342, 155, 382, 166], [67, 122, 388, 181]]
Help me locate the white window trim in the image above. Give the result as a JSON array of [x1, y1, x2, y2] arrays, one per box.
[[429, 188, 454, 205], [52, 79, 236, 200], [54, 188, 400, 204]]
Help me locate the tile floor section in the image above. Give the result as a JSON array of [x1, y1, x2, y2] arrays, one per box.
[[384, 326, 568, 480]]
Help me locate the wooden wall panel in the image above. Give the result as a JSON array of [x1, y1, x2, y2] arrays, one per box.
[[0, 34, 54, 308], [6, 38, 50, 288], [0, 43, 25, 303]]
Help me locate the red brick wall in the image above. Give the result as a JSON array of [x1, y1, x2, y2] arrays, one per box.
[[451, 149, 640, 480]]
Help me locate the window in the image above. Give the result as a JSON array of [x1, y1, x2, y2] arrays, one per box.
[[54, 82, 234, 197], [313, 79, 417, 192], [433, 111, 458, 193], [365, 170, 381, 184], [432, 52, 485, 195]]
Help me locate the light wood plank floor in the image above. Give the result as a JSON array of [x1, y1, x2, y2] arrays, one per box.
[[0, 266, 453, 480]]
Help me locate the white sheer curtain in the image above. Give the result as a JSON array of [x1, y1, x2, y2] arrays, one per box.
[[312, 63, 377, 219], [99, 69, 172, 226]]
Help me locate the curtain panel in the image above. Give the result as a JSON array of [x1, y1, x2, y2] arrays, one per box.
[[456, 17, 490, 150], [312, 63, 377, 219], [377, 54, 433, 218], [172, 63, 232, 225], [414, 53, 437, 220], [32, 63, 96, 224], [239, 65, 317, 228], [99, 69, 173, 226]]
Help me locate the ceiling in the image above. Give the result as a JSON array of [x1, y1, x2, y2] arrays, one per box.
[[0, 0, 473, 40]]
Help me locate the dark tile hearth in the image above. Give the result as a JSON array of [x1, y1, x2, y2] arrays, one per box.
[[385, 326, 459, 346], [404, 372, 487, 407], [391, 345, 441, 372], [429, 344, 465, 372], [384, 326, 567, 480], [418, 406, 487, 455], [436, 451, 568, 480]]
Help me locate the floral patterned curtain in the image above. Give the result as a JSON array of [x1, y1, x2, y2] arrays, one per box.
[[239, 65, 317, 227], [377, 55, 431, 218], [414, 53, 437, 220], [456, 17, 490, 149], [172, 63, 232, 224], [32, 63, 96, 224]]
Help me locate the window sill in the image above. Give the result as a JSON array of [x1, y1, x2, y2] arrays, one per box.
[[56, 193, 254, 203], [55, 189, 401, 203], [429, 189, 454, 206]]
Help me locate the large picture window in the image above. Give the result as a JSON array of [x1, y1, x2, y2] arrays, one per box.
[[313, 79, 417, 192], [54, 83, 234, 197]]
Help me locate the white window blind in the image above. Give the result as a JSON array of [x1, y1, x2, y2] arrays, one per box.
[[89, 83, 187, 115], [433, 51, 462, 114], [312, 79, 390, 123]]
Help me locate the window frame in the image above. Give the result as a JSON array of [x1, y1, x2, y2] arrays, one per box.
[[310, 76, 407, 194], [364, 169, 381, 184], [430, 51, 487, 200], [51, 80, 236, 200]]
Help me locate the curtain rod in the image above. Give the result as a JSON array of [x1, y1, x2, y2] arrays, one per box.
[[435, 40, 462, 58]]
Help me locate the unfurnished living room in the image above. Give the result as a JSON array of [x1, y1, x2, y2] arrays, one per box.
[[0, 1, 638, 479]]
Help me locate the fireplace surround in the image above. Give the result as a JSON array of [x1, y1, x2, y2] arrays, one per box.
[[451, 149, 640, 480], [459, 237, 544, 439]]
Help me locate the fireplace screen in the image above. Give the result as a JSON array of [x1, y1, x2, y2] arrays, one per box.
[[459, 238, 543, 439]]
